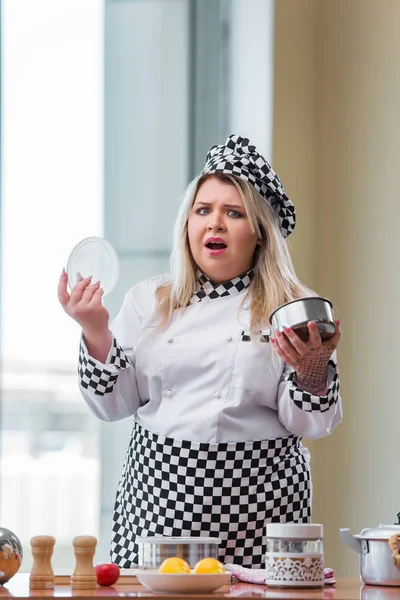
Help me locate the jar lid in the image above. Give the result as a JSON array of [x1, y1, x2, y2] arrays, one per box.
[[137, 536, 221, 545], [266, 523, 323, 539]]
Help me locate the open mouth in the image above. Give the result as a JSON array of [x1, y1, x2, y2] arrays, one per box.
[[205, 242, 227, 250]]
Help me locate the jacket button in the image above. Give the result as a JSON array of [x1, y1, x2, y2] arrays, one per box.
[[243, 304, 249, 310], [227, 336, 233, 342], [166, 389, 173, 397], [214, 391, 221, 399], [167, 338, 174, 343]]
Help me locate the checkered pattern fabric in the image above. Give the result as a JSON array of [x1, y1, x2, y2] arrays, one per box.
[[289, 359, 340, 413], [110, 423, 311, 569], [78, 336, 130, 396], [190, 270, 254, 305], [202, 135, 296, 238], [241, 330, 270, 343]]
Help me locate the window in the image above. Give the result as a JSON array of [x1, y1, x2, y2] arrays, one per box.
[[1, 0, 273, 571], [1, 0, 103, 572]]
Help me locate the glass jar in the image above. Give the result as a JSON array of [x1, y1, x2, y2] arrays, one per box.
[[137, 536, 221, 570], [265, 523, 325, 588]]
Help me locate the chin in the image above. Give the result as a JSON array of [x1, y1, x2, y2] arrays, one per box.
[[205, 267, 232, 283], [197, 255, 239, 282]]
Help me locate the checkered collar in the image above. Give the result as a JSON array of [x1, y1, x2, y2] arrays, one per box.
[[190, 269, 254, 304]]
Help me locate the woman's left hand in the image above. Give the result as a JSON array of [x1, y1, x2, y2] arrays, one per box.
[[270, 319, 341, 369], [270, 319, 342, 394]]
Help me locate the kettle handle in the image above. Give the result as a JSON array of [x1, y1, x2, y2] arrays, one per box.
[[339, 528, 362, 554]]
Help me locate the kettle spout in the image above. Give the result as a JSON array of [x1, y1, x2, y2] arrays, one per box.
[[339, 528, 362, 554]]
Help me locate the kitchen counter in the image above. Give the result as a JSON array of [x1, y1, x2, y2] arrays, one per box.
[[0, 574, 399, 600]]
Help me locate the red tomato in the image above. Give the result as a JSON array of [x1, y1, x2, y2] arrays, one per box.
[[95, 563, 120, 586]]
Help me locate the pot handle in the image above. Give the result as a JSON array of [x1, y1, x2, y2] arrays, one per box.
[[339, 528, 363, 554]]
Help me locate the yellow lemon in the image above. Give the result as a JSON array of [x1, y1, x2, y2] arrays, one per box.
[[193, 557, 226, 574], [158, 557, 191, 574]]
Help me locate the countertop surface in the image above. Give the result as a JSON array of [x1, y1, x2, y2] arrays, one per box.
[[0, 573, 399, 600]]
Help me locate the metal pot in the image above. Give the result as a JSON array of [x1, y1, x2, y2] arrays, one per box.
[[137, 536, 221, 570], [269, 296, 336, 343], [340, 516, 400, 586]]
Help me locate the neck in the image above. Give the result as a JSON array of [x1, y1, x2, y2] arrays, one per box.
[[198, 268, 254, 286]]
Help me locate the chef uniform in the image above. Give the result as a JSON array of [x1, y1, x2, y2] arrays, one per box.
[[77, 135, 342, 568]]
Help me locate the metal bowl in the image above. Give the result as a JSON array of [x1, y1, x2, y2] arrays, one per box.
[[137, 536, 221, 570], [0, 527, 23, 585], [269, 296, 336, 343]]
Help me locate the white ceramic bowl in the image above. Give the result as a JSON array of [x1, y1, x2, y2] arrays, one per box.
[[136, 571, 231, 593]]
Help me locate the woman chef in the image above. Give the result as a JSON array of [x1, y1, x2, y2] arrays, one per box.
[[58, 134, 342, 569]]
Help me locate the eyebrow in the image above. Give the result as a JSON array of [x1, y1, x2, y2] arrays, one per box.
[[194, 201, 244, 210]]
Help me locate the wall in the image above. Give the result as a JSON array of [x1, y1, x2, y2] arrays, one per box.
[[274, 0, 400, 576], [273, 0, 319, 288]]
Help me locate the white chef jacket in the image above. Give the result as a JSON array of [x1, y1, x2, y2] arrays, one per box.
[[78, 273, 342, 443]]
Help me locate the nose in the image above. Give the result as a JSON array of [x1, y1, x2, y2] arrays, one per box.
[[207, 211, 226, 232]]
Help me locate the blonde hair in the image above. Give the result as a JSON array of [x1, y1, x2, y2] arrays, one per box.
[[155, 173, 313, 333]]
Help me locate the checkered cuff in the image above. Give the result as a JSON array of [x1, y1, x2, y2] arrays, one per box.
[[288, 359, 340, 413], [78, 336, 130, 396]]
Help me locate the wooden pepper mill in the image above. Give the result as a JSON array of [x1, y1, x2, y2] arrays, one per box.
[[29, 535, 56, 590], [71, 536, 97, 590]]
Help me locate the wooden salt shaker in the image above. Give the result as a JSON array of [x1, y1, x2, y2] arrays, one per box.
[[29, 535, 56, 590], [71, 536, 97, 590]]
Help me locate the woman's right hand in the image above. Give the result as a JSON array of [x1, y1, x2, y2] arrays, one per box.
[[58, 269, 110, 339]]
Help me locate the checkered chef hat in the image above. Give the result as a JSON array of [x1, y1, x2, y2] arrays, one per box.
[[201, 134, 296, 237]]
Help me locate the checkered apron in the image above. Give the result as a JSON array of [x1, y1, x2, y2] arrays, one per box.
[[110, 422, 311, 568]]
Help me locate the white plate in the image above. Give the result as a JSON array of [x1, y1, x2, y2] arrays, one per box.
[[66, 237, 119, 297], [136, 571, 231, 593]]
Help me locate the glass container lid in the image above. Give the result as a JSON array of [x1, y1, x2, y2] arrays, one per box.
[[66, 236, 119, 297], [137, 536, 221, 545]]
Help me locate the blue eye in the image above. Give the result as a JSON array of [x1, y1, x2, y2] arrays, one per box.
[[196, 207, 209, 215], [194, 207, 242, 217]]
